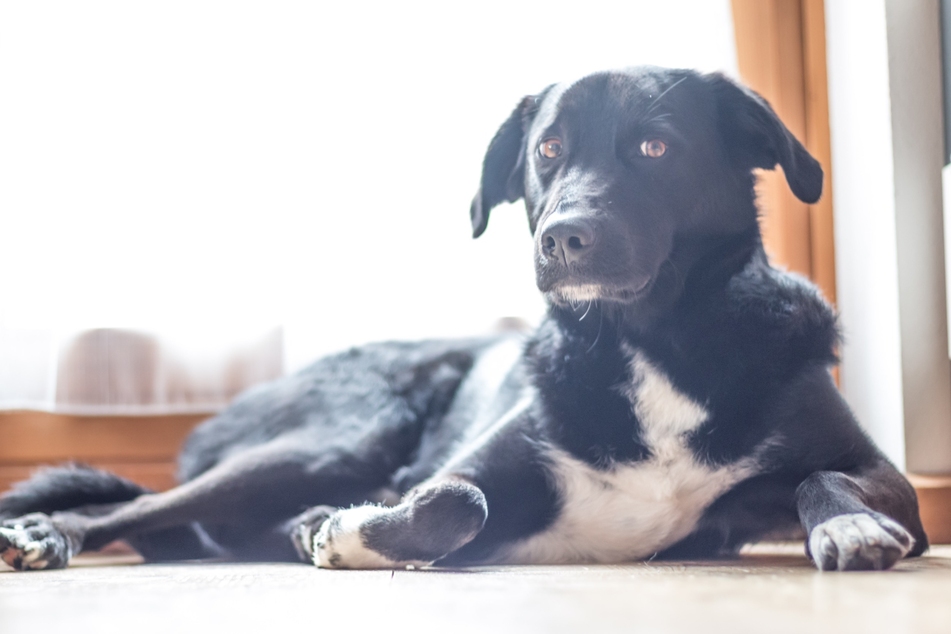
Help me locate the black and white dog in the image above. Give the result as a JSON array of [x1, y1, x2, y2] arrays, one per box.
[[0, 67, 927, 572]]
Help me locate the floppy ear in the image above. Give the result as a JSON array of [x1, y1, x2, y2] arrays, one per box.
[[470, 89, 551, 238], [709, 74, 823, 204]]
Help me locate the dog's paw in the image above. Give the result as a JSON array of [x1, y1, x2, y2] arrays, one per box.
[[311, 506, 431, 570], [808, 512, 914, 571], [0, 513, 73, 571]]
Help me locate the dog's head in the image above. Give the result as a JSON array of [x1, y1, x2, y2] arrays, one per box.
[[471, 67, 822, 309]]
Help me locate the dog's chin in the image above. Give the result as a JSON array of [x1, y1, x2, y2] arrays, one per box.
[[550, 284, 604, 304], [546, 279, 651, 306]]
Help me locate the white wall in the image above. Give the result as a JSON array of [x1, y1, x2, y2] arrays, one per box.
[[827, 0, 951, 473]]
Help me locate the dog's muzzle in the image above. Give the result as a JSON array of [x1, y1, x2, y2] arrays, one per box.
[[534, 213, 652, 304]]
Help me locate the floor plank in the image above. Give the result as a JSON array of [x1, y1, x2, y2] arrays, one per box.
[[1, 545, 949, 633]]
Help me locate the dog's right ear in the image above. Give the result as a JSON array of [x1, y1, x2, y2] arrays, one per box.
[[470, 89, 551, 238]]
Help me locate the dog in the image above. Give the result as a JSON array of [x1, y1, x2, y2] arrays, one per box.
[[0, 66, 927, 572]]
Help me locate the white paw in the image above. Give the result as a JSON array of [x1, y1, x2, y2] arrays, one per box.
[[808, 512, 914, 571], [311, 506, 430, 570], [0, 514, 73, 571]]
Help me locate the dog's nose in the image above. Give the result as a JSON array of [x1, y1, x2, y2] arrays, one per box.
[[540, 217, 596, 266]]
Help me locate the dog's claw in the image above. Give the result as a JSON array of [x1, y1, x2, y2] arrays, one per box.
[[21, 542, 44, 562], [288, 505, 337, 563]]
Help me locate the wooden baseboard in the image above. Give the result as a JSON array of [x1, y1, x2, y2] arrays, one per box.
[[0, 410, 207, 494], [909, 474, 951, 545], [0, 462, 179, 494], [0, 410, 209, 464]]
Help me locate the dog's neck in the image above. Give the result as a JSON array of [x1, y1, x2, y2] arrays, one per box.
[[546, 225, 763, 340]]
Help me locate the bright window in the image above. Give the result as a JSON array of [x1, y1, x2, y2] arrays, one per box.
[[0, 1, 737, 398]]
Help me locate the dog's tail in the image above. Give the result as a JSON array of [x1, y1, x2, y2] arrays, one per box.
[[0, 463, 149, 520], [0, 463, 219, 561]]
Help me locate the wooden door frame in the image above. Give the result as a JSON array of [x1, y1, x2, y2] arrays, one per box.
[[731, 0, 836, 307], [733, 0, 951, 544]]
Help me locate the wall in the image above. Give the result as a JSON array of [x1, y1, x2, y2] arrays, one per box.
[[826, 0, 951, 473]]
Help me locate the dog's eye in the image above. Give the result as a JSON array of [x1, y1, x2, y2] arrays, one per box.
[[539, 138, 563, 159], [639, 139, 667, 158]]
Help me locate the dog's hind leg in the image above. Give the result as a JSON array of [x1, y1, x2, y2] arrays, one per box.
[[0, 466, 221, 565], [294, 478, 488, 569], [0, 439, 384, 570]]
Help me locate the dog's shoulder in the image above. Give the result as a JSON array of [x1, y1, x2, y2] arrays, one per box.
[[724, 254, 839, 363], [674, 251, 840, 372]]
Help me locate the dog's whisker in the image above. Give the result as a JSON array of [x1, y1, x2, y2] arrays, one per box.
[[585, 308, 604, 354], [646, 76, 689, 113], [646, 112, 672, 123], [579, 300, 593, 322]]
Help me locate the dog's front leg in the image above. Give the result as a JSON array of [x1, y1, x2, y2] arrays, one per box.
[[796, 460, 927, 571], [297, 478, 487, 569]]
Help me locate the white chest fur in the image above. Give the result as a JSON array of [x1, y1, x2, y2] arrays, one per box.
[[499, 347, 761, 565]]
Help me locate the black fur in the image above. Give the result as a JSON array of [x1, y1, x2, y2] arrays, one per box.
[[0, 67, 926, 572], [362, 481, 487, 562], [0, 464, 146, 521]]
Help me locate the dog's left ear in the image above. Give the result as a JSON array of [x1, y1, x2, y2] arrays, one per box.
[[470, 88, 551, 238], [708, 73, 823, 204]]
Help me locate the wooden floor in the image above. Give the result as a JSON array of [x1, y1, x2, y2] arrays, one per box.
[[2, 544, 950, 634]]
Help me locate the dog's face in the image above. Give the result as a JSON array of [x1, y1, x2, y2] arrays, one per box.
[[471, 67, 822, 309]]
